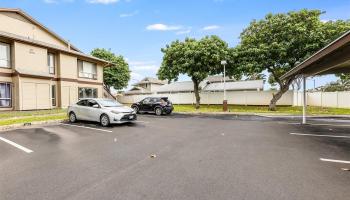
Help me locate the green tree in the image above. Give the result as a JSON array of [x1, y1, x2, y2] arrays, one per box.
[[158, 36, 238, 109], [245, 73, 266, 81], [323, 73, 350, 91], [337, 73, 350, 86], [91, 48, 130, 90], [236, 9, 350, 110]]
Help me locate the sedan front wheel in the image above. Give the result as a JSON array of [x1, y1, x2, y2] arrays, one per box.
[[69, 112, 77, 123], [100, 114, 110, 127]]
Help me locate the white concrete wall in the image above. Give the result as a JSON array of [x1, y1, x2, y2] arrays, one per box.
[[118, 90, 350, 108], [118, 90, 294, 106], [293, 91, 350, 108]]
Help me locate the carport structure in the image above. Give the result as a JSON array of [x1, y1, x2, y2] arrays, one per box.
[[281, 30, 350, 124]]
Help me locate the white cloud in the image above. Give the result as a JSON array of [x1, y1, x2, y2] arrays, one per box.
[[126, 61, 161, 90], [88, 0, 119, 4], [146, 24, 182, 31], [202, 25, 220, 31], [176, 30, 191, 35], [130, 72, 144, 82], [129, 61, 155, 66], [130, 61, 159, 72], [176, 27, 192, 35], [120, 10, 139, 18], [43, 0, 75, 3], [133, 65, 159, 71], [44, 0, 58, 3], [321, 19, 331, 23]]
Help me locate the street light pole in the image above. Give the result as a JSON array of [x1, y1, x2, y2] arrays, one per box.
[[221, 60, 227, 112], [224, 64, 226, 100]]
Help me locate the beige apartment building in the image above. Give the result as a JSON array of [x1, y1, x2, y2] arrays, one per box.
[[0, 8, 112, 111]]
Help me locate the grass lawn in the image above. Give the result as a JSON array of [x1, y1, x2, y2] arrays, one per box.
[[0, 113, 67, 126], [174, 104, 350, 115], [0, 109, 67, 126], [0, 109, 67, 119], [0, 105, 349, 127]]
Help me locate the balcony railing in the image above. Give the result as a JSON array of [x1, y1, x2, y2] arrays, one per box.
[[79, 72, 97, 80]]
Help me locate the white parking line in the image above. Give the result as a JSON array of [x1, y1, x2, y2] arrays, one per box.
[[290, 133, 350, 138], [137, 121, 150, 124], [0, 136, 33, 153], [320, 158, 350, 164], [308, 123, 350, 127], [279, 122, 301, 125], [60, 123, 112, 133], [280, 122, 350, 127]]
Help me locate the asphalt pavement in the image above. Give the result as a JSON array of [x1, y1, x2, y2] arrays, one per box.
[[0, 114, 349, 200]]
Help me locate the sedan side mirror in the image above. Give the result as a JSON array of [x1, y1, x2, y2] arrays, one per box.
[[92, 104, 99, 108]]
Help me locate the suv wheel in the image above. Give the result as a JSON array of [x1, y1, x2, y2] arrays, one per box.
[[132, 106, 139, 114], [155, 107, 162, 116], [100, 114, 110, 127], [69, 112, 77, 123]]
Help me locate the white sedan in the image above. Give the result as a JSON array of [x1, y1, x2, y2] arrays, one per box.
[[67, 98, 137, 127]]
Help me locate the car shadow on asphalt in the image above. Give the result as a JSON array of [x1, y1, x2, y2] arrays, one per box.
[[62, 121, 140, 129], [3, 127, 62, 143]]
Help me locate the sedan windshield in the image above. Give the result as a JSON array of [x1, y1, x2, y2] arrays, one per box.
[[97, 99, 123, 107]]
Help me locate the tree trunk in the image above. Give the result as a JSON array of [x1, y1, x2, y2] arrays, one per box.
[[269, 78, 293, 111], [192, 79, 201, 109]]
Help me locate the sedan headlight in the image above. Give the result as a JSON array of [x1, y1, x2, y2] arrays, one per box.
[[111, 110, 121, 114]]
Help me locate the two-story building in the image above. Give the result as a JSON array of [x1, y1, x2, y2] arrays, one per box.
[[0, 8, 111, 111], [124, 77, 167, 95]]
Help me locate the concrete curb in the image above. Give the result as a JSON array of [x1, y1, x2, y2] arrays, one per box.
[[0, 119, 68, 132], [174, 112, 350, 118], [254, 114, 350, 118], [173, 112, 256, 116]]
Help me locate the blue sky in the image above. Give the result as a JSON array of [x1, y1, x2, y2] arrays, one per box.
[[2, 0, 350, 90]]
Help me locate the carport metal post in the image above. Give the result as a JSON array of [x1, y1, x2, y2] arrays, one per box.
[[302, 75, 307, 124]]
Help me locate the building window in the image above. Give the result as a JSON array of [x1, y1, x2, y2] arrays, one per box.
[[48, 53, 55, 74], [51, 85, 56, 106], [78, 60, 97, 79], [0, 83, 11, 107], [78, 88, 97, 99], [0, 42, 10, 68]]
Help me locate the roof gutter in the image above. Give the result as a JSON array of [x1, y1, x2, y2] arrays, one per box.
[[0, 31, 110, 66]]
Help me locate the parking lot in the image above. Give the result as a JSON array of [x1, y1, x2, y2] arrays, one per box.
[[1, 114, 350, 200]]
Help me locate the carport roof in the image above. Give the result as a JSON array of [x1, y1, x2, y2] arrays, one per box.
[[281, 30, 350, 79]]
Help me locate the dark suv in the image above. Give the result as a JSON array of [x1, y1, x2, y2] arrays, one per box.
[[131, 97, 174, 116]]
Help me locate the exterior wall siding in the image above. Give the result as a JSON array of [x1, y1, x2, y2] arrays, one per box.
[[0, 11, 107, 111], [59, 53, 77, 79], [14, 42, 49, 75], [0, 41, 105, 111], [0, 12, 67, 48]]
